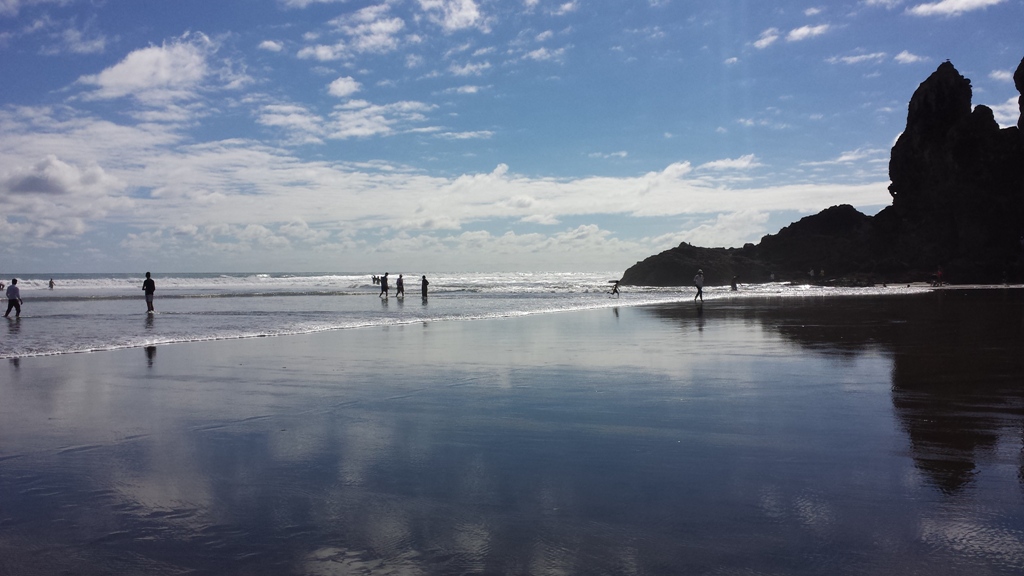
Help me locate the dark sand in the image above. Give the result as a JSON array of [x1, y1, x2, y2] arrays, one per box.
[[2, 289, 1024, 575]]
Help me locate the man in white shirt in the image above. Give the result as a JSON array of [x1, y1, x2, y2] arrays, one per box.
[[4, 278, 23, 318]]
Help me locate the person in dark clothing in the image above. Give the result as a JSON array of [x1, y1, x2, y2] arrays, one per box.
[[142, 272, 156, 313], [5, 278, 23, 318]]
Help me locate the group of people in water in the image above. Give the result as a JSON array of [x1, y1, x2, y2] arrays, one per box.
[[4, 269, 719, 318], [374, 273, 429, 300], [135, 272, 431, 314]]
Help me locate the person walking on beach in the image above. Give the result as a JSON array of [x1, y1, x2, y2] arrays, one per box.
[[5, 278, 23, 318], [142, 272, 156, 313], [396, 274, 405, 298], [694, 269, 704, 302], [379, 272, 389, 298], [421, 275, 429, 299]]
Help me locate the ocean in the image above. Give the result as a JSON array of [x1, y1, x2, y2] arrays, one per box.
[[0, 271, 933, 359]]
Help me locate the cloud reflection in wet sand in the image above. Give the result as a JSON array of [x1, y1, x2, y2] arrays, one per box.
[[1, 290, 1023, 575]]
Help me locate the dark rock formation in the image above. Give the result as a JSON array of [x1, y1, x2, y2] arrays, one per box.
[[621, 57, 1024, 287]]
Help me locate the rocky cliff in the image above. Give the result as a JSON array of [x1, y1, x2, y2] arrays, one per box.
[[621, 57, 1024, 287]]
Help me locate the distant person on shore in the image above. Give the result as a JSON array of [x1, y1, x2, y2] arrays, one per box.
[[5, 278, 23, 318], [731, 276, 738, 291], [396, 274, 405, 298], [379, 272, 389, 298], [694, 269, 704, 302], [610, 280, 620, 296], [142, 272, 156, 313], [421, 275, 429, 299], [49, 278, 54, 289]]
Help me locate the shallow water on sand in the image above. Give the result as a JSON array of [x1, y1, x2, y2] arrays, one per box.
[[1, 289, 1023, 575]]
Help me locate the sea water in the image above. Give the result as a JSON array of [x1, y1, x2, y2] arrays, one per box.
[[0, 272, 931, 359]]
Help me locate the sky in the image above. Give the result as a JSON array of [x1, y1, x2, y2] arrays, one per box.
[[1, 0, 1022, 273]]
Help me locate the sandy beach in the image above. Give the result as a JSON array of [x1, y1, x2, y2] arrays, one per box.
[[2, 289, 1024, 575]]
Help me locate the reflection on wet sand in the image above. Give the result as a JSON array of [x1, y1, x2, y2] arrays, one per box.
[[647, 288, 1024, 495], [2, 291, 1023, 575]]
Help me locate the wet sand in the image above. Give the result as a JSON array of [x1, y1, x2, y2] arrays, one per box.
[[2, 289, 1024, 575]]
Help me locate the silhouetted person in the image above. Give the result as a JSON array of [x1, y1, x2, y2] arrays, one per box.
[[610, 280, 620, 296], [421, 275, 429, 299], [694, 269, 704, 301], [379, 272, 389, 298], [396, 274, 405, 297], [5, 278, 23, 318], [731, 276, 737, 291], [48, 278, 54, 289], [142, 272, 156, 313]]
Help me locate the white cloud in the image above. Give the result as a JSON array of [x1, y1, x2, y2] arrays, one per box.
[[697, 154, 763, 171], [444, 84, 486, 94], [989, 69, 1014, 82], [551, 1, 579, 15], [0, 154, 128, 242], [299, 5, 405, 61], [449, 61, 491, 76], [588, 151, 628, 159], [805, 7, 824, 16], [258, 40, 284, 52], [418, 0, 486, 32], [45, 23, 107, 55], [753, 28, 780, 49], [786, 24, 831, 42], [523, 46, 567, 62], [801, 148, 887, 166], [328, 100, 436, 138], [906, 0, 1005, 16], [893, 50, 925, 63], [279, 0, 348, 7], [826, 52, 887, 65], [297, 43, 346, 62], [987, 96, 1020, 128], [677, 211, 771, 248], [335, 5, 405, 53], [257, 103, 326, 144], [724, 57, 739, 65], [328, 76, 361, 97], [436, 130, 493, 139], [864, 0, 903, 7], [77, 33, 213, 103]]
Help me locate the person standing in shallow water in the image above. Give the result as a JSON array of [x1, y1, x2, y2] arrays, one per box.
[[395, 274, 405, 298], [379, 272, 389, 298], [694, 269, 704, 302], [5, 278, 23, 318], [142, 272, 156, 313], [421, 275, 429, 300]]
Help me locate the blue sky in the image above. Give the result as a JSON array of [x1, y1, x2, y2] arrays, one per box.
[[1, 0, 1021, 273]]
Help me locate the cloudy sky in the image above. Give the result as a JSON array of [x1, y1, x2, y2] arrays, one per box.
[[1, 0, 1021, 273]]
